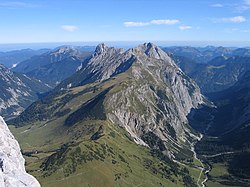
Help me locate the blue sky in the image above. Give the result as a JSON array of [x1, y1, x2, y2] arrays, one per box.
[[0, 0, 250, 46]]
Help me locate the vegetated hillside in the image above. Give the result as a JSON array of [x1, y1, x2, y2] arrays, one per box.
[[0, 64, 50, 120], [173, 55, 250, 94], [9, 43, 208, 187], [189, 71, 250, 186], [13, 46, 92, 87], [0, 48, 50, 68]]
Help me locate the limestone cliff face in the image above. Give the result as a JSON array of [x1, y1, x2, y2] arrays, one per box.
[[0, 116, 40, 187], [105, 43, 204, 157]]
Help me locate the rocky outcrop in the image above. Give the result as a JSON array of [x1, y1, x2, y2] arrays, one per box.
[[0, 116, 40, 187], [91, 125, 105, 140]]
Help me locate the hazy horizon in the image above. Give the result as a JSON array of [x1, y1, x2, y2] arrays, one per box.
[[0, 40, 249, 52]]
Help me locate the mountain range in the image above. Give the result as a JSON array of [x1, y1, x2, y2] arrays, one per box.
[[13, 46, 93, 87], [0, 43, 250, 187], [0, 48, 50, 68], [163, 46, 250, 64], [172, 53, 250, 94]]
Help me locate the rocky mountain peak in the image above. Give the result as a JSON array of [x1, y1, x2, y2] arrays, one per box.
[[94, 43, 109, 55], [52, 46, 76, 54], [50, 46, 92, 63], [140, 42, 155, 50], [134, 42, 173, 63], [50, 46, 81, 59], [136, 42, 158, 54], [0, 116, 40, 187]]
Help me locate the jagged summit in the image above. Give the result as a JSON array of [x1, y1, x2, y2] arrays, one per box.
[[130, 42, 174, 65], [94, 42, 170, 61], [56, 42, 197, 90], [137, 42, 158, 52], [94, 43, 124, 56], [94, 43, 109, 55]]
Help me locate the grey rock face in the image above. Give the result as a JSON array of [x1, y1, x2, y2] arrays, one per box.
[[0, 116, 40, 187], [104, 43, 204, 157], [0, 64, 49, 119]]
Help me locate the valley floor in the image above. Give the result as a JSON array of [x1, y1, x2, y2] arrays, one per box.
[[195, 136, 250, 187]]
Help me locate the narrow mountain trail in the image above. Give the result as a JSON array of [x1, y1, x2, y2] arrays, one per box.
[[202, 151, 235, 158], [201, 165, 211, 187]]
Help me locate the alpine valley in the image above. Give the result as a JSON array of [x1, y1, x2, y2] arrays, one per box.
[[1, 43, 250, 187]]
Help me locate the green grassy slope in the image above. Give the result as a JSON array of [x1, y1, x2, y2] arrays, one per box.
[[10, 119, 201, 187]]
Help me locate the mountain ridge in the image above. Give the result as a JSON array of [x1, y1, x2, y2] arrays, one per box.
[[13, 46, 92, 87]]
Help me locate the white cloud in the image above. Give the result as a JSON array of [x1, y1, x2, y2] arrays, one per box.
[[245, 0, 250, 5], [241, 29, 250, 32], [224, 28, 240, 33], [179, 25, 192, 30], [0, 1, 38, 9], [124, 19, 179, 27], [61, 25, 79, 32], [221, 16, 246, 23], [211, 3, 224, 7], [209, 1, 250, 13], [150, 19, 180, 25], [235, 0, 250, 12], [124, 22, 149, 27]]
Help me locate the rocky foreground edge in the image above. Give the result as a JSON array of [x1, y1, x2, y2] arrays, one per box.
[[0, 116, 40, 187]]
